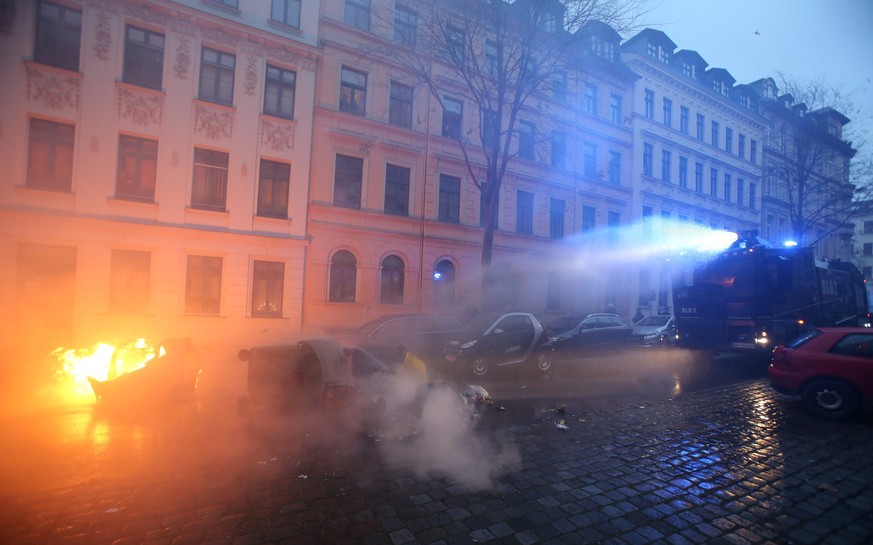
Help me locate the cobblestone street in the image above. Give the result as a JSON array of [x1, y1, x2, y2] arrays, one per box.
[[2, 379, 873, 545]]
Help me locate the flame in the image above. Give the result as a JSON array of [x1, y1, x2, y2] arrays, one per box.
[[51, 338, 165, 401]]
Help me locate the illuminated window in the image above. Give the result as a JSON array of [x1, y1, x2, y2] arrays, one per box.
[[340, 67, 367, 116], [257, 159, 290, 218], [27, 118, 74, 192], [252, 260, 284, 317], [185, 255, 222, 315], [116, 135, 158, 202]]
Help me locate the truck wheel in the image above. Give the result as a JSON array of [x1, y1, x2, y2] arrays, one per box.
[[472, 357, 489, 376], [802, 379, 860, 421]]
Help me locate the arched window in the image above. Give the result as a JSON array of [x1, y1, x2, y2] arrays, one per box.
[[328, 250, 356, 302], [433, 259, 455, 307], [380, 255, 404, 304]]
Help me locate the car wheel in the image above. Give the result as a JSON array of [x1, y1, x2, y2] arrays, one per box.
[[472, 357, 488, 376], [534, 351, 552, 372], [801, 379, 861, 421]]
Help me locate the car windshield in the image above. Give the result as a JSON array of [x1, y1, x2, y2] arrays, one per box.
[[547, 316, 581, 334], [464, 314, 502, 336], [354, 317, 389, 335], [637, 316, 672, 327]]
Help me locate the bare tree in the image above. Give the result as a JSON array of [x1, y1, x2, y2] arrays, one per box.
[[765, 75, 871, 251], [361, 0, 645, 266]]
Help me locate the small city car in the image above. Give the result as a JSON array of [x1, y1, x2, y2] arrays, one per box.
[[768, 327, 873, 420], [337, 314, 464, 365], [631, 315, 676, 346], [444, 312, 552, 376], [545, 313, 633, 356]]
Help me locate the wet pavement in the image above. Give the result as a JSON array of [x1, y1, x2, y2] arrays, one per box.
[[2, 378, 873, 544]]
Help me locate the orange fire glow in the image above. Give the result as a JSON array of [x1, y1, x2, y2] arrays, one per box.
[[52, 339, 165, 401]]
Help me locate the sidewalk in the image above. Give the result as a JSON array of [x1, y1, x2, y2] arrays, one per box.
[[2, 379, 872, 545]]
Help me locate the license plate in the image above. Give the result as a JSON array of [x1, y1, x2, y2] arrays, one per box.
[[731, 342, 755, 349]]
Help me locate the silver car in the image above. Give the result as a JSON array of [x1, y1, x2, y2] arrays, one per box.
[[632, 315, 676, 346]]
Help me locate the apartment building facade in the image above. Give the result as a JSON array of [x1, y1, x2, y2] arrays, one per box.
[[0, 0, 319, 393], [1, 0, 861, 394]]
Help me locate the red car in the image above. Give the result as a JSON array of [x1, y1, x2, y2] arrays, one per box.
[[768, 327, 873, 420]]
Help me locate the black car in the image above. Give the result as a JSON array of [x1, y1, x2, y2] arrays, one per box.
[[444, 312, 553, 376], [545, 313, 633, 356], [338, 314, 464, 365]]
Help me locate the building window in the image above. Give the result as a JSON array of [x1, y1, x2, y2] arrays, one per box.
[[581, 205, 596, 232], [551, 132, 566, 169], [750, 139, 757, 164], [384, 163, 410, 216], [552, 70, 567, 101], [644, 89, 654, 119], [737, 178, 745, 206], [329, 250, 356, 303], [481, 109, 498, 148], [116, 135, 158, 202], [549, 197, 564, 239], [682, 62, 697, 80], [661, 150, 671, 182], [110, 250, 150, 314], [749, 182, 756, 210], [711, 121, 719, 147], [271, 0, 301, 28], [583, 143, 597, 178], [591, 35, 615, 61], [724, 173, 732, 202], [446, 24, 465, 63], [433, 259, 455, 307], [340, 67, 367, 116], [738, 133, 746, 159], [608, 151, 621, 184], [439, 174, 460, 223], [441, 97, 462, 139], [344, 0, 371, 31], [389, 81, 413, 128], [123, 25, 164, 90], [380, 255, 404, 304], [643, 143, 653, 177], [34, 0, 81, 71], [610, 93, 622, 124], [252, 260, 284, 317], [694, 162, 703, 192], [678, 156, 688, 188], [257, 159, 290, 218], [334, 154, 363, 209], [27, 118, 74, 192], [696, 114, 705, 140], [710, 168, 718, 197], [662, 98, 672, 127], [680, 106, 689, 134], [185, 255, 222, 315], [192, 148, 228, 211], [517, 190, 533, 235], [394, 5, 417, 45], [725, 127, 733, 153], [199, 47, 235, 105], [264, 64, 296, 119], [518, 121, 535, 160], [865, 221, 873, 234], [484, 39, 498, 77], [583, 84, 597, 114]]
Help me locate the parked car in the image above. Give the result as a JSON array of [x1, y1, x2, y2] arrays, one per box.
[[631, 315, 676, 346], [544, 313, 633, 356], [768, 327, 873, 420], [444, 312, 553, 376], [337, 314, 464, 365]]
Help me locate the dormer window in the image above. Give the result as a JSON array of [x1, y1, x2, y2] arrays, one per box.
[[591, 35, 615, 61], [739, 95, 751, 109], [712, 80, 729, 97], [537, 12, 557, 32], [682, 62, 697, 80], [647, 42, 669, 64]]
